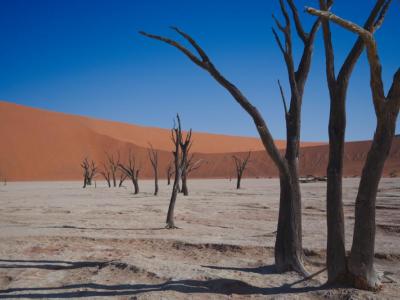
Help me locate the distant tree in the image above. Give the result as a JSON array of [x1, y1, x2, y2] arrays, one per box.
[[99, 162, 112, 188], [306, 0, 391, 284], [148, 143, 159, 196], [166, 114, 191, 228], [166, 162, 173, 185], [140, 0, 320, 272], [118, 172, 128, 187], [307, 3, 399, 290], [119, 150, 140, 194], [232, 151, 251, 189], [105, 151, 120, 187], [81, 158, 97, 188]]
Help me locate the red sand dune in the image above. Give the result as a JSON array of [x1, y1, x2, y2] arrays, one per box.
[[0, 100, 398, 181]]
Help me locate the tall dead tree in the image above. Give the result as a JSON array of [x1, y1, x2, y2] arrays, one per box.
[[180, 153, 202, 196], [81, 158, 97, 188], [100, 162, 112, 187], [106, 151, 120, 187], [148, 144, 159, 196], [232, 151, 251, 189], [166, 115, 191, 228], [119, 150, 140, 194], [307, 5, 399, 290], [140, 0, 320, 273], [306, 0, 391, 284], [166, 162, 173, 185]]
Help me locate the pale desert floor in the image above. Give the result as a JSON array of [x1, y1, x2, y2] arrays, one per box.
[[0, 178, 399, 299]]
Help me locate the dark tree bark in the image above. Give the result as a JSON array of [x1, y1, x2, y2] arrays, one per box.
[[166, 115, 192, 228], [306, 0, 391, 284], [308, 4, 399, 290], [119, 150, 140, 194], [148, 144, 159, 196], [140, 0, 319, 274], [232, 151, 251, 189]]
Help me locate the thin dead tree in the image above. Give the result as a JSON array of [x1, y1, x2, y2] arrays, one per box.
[[106, 151, 120, 187], [305, 0, 392, 284], [99, 162, 112, 187], [148, 143, 159, 196], [88, 160, 97, 186], [119, 150, 140, 194], [232, 151, 251, 189], [180, 153, 202, 196], [166, 115, 191, 228], [166, 162, 173, 185], [118, 172, 128, 187], [140, 0, 320, 274], [307, 5, 399, 290]]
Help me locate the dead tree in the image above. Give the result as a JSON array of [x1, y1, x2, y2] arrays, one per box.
[[307, 4, 399, 290], [166, 162, 173, 185], [140, 0, 320, 274], [180, 153, 202, 196], [232, 151, 251, 189], [81, 158, 97, 188], [166, 115, 191, 228], [119, 150, 140, 194], [119, 172, 128, 187], [148, 143, 159, 195], [106, 151, 120, 187], [99, 162, 112, 187], [305, 0, 391, 284]]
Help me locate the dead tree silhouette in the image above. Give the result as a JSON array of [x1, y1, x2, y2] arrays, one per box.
[[119, 172, 128, 187], [106, 152, 120, 187], [81, 158, 97, 188], [119, 150, 140, 194], [166, 115, 191, 228], [232, 151, 251, 189], [140, 0, 320, 274], [166, 162, 173, 185], [307, 2, 399, 290], [148, 143, 159, 196], [180, 154, 203, 196], [99, 162, 112, 188], [306, 0, 391, 284]]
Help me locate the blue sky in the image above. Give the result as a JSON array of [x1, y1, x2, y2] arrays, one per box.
[[0, 0, 399, 141]]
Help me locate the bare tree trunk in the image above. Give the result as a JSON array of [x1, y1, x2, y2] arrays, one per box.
[[306, 0, 391, 283], [349, 116, 397, 289], [236, 175, 241, 189], [307, 3, 398, 290], [275, 170, 303, 272], [133, 174, 139, 194], [167, 173, 171, 185], [154, 172, 159, 195], [181, 173, 188, 196], [166, 167, 180, 228], [148, 144, 159, 196]]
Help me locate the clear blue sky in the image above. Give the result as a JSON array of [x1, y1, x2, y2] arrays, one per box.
[[0, 0, 399, 141]]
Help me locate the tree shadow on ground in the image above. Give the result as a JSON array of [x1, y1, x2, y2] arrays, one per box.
[[0, 259, 333, 298], [202, 264, 277, 275], [0, 279, 331, 299], [0, 259, 109, 270]]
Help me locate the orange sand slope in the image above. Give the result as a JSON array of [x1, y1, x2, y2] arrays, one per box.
[[0, 100, 398, 181]]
